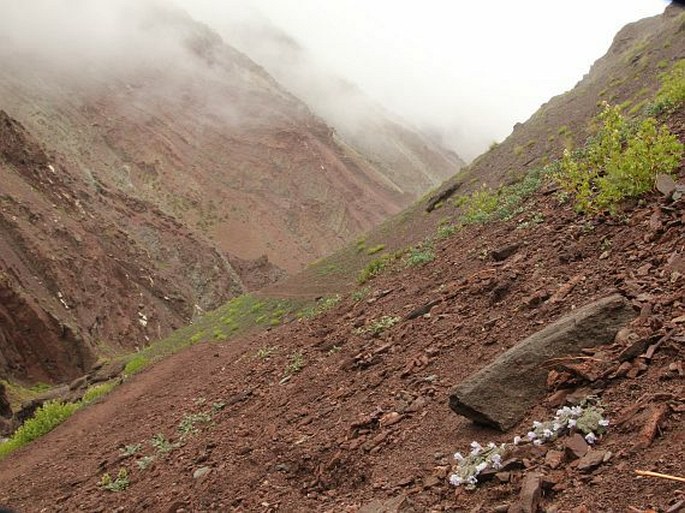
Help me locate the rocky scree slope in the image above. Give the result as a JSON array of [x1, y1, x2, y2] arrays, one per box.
[[0, 8, 683, 510], [0, 109, 682, 511], [262, 4, 685, 301]]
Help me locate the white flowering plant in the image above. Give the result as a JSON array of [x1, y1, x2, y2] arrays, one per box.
[[449, 399, 609, 488], [448, 441, 506, 489], [522, 401, 608, 447]]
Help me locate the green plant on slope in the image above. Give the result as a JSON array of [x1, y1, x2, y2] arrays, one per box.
[[178, 412, 212, 437], [358, 253, 396, 284], [405, 243, 435, 267], [355, 315, 401, 336], [81, 381, 117, 404], [100, 468, 130, 492], [283, 351, 305, 376], [555, 103, 683, 214], [298, 295, 341, 319], [123, 355, 149, 376], [647, 59, 685, 116], [0, 400, 79, 459], [150, 433, 177, 454], [120, 443, 142, 457]]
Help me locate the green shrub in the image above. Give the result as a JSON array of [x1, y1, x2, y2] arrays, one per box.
[[405, 243, 435, 267], [555, 103, 683, 214], [298, 294, 341, 319], [124, 355, 149, 376], [436, 223, 457, 239], [456, 166, 552, 226], [460, 186, 500, 224], [357, 254, 394, 284], [366, 244, 386, 255], [647, 59, 685, 115], [82, 381, 116, 404], [0, 400, 79, 459]]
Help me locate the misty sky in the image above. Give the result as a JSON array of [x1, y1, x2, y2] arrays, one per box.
[[176, 0, 669, 160]]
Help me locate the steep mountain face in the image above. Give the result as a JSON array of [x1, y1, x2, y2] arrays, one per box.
[[0, 2, 461, 383], [219, 20, 465, 196], [0, 111, 246, 382]]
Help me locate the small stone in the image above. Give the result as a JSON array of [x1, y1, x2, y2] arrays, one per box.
[[495, 472, 511, 482], [576, 450, 607, 472], [192, 466, 211, 479], [565, 433, 589, 460], [379, 412, 403, 427], [423, 475, 441, 488], [519, 472, 542, 513], [544, 450, 564, 469], [655, 173, 677, 197]]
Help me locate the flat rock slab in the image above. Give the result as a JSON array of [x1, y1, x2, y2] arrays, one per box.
[[449, 294, 635, 430]]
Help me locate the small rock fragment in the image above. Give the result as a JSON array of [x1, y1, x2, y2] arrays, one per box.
[[193, 466, 211, 479], [576, 450, 607, 472], [544, 449, 565, 469], [519, 472, 542, 513], [565, 433, 589, 460]]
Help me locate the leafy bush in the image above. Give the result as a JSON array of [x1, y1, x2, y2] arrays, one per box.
[[436, 222, 457, 239], [555, 103, 683, 214], [647, 59, 685, 116], [460, 186, 499, 224], [405, 243, 435, 267], [357, 253, 395, 284], [0, 400, 79, 459], [456, 165, 551, 226], [123, 355, 149, 376], [82, 381, 116, 404]]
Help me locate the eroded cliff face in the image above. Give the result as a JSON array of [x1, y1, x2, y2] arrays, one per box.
[[0, 111, 248, 381]]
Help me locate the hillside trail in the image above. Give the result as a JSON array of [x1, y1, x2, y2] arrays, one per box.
[[0, 339, 249, 511]]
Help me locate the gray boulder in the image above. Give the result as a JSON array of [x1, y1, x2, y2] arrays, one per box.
[[449, 294, 635, 430]]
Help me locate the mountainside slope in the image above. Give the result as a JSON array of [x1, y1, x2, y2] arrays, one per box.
[[0, 110, 246, 382], [221, 19, 465, 196], [0, 1, 461, 382], [0, 108, 682, 512], [0, 2, 460, 273], [0, 5, 682, 513]]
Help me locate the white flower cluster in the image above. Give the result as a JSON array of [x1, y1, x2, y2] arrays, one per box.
[[519, 404, 609, 447], [449, 401, 609, 489], [448, 441, 506, 489]]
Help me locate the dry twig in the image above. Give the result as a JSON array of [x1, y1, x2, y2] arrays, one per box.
[[635, 469, 685, 483]]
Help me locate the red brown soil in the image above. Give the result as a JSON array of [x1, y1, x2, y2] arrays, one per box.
[[1, 146, 683, 511]]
